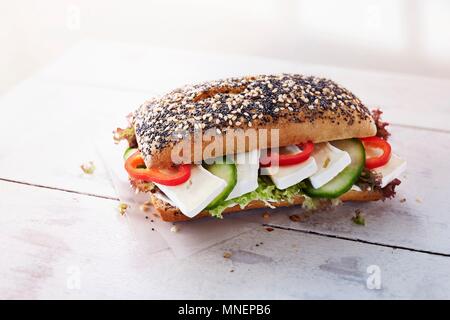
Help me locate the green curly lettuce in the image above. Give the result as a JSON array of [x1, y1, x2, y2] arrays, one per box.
[[208, 177, 314, 218]]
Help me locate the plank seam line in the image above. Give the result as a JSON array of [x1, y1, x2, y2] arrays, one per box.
[[0, 178, 119, 201], [19, 81, 450, 134], [264, 224, 450, 257], [390, 123, 450, 134], [1, 178, 449, 257]]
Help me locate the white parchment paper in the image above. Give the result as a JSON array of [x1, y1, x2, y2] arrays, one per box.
[[96, 122, 289, 258]]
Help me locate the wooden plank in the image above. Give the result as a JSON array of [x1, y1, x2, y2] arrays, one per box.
[[0, 81, 149, 197], [0, 180, 167, 299], [98, 113, 450, 255], [266, 124, 450, 255], [39, 41, 450, 131], [1, 41, 449, 269], [1, 181, 450, 299], [1, 80, 450, 255]]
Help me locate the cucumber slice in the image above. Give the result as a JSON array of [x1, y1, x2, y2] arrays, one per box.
[[123, 147, 137, 160], [303, 138, 365, 198], [204, 160, 237, 210]]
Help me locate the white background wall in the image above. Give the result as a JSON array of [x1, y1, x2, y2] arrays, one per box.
[[1, 0, 450, 95]]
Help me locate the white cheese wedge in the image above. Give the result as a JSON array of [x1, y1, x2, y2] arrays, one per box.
[[373, 153, 407, 188], [260, 145, 318, 190], [226, 149, 260, 200], [309, 142, 351, 189], [155, 165, 227, 218]]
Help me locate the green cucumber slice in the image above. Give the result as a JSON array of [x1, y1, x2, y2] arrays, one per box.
[[123, 147, 137, 160], [303, 138, 365, 198], [204, 160, 237, 210]]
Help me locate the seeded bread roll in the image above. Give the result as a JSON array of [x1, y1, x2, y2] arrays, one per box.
[[150, 190, 383, 222], [133, 74, 376, 168]]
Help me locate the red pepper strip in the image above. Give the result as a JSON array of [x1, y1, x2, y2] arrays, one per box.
[[260, 142, 315, 167], [360, 136, 392, 169], [125, 152, 191, 186]]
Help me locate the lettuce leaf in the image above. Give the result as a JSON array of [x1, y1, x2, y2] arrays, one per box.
[[208, 177, 311, 218]]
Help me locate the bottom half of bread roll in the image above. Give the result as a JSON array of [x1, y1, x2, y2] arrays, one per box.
[[150, 190, 383, 222]]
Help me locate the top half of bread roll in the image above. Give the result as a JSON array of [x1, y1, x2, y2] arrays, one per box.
[[132, 74, 376, 168]]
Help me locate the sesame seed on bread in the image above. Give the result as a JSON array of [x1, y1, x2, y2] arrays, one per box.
[[132, 74, 376, 168]]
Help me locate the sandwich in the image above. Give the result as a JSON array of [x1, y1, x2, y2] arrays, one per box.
[[114, 74, 406, 222]]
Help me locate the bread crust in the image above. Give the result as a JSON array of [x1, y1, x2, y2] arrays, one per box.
[[150, 190, 383, 222], [132, 74, 376, 167]]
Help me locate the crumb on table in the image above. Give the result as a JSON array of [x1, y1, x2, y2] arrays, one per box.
[[118, 203, 128, 215], [289, 214, 301, 222], [351, 209, 365, 226], [80, 161, 96, 175]]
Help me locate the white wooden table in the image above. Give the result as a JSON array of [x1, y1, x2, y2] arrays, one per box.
[[1, 40, 450, 299]]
